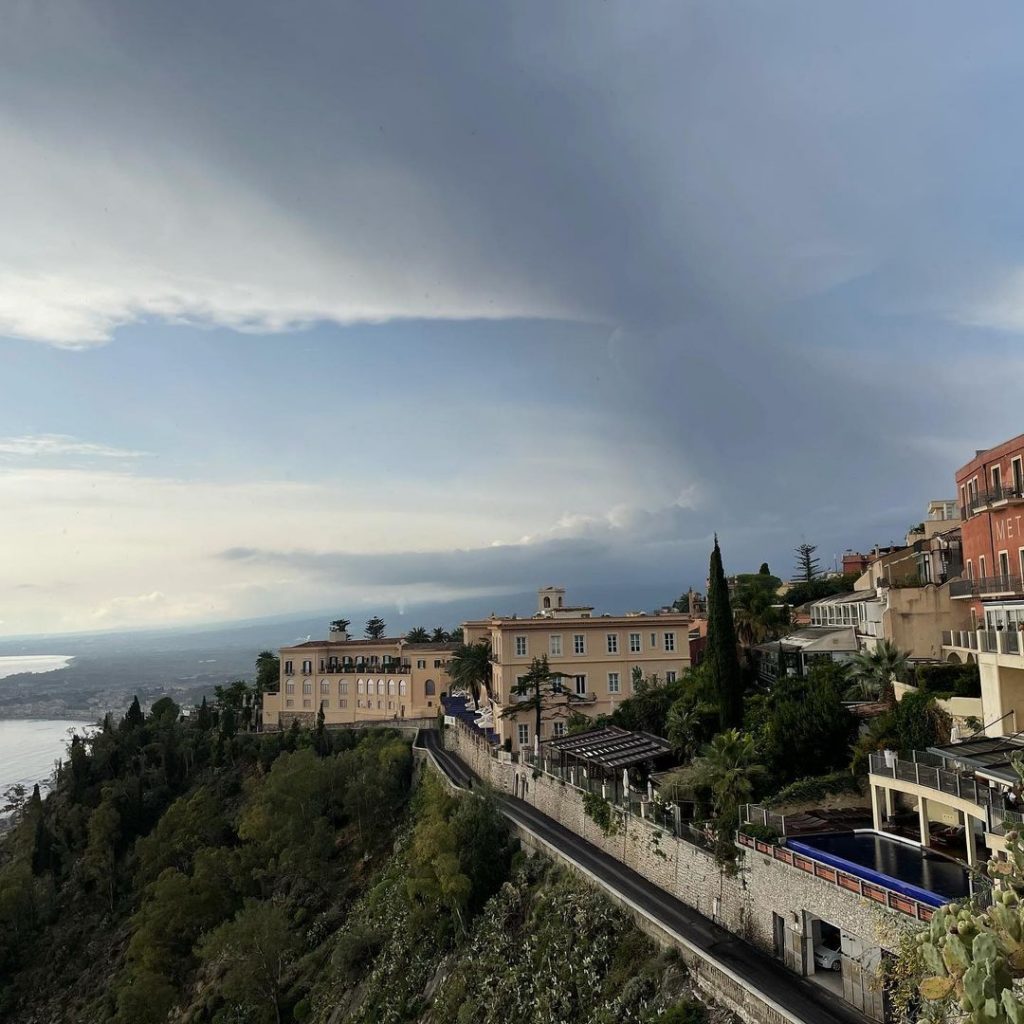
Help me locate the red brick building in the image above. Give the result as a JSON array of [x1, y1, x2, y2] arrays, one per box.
[[954, 433, 1024, 621]]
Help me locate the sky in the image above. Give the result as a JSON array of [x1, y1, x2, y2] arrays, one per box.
[[3, 1, 1024, 636]]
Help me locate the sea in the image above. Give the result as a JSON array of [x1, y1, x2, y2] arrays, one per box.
[[0, 655, 85, 799]]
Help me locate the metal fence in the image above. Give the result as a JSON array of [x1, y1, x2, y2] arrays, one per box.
[[868, 751, 1001, 810]]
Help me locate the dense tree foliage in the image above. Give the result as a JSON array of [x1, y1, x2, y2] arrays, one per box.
[[364, 616, 387, 639], [706, 537, 744, 729], [783, 573, 858, 608], [447, 639, 492, 709]]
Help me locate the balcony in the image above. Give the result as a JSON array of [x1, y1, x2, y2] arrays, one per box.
[[949, 575, 1024, 599], [942, 629, 979, 650], [868, 751, 1000, 811], [963, 483, 1024, 518], [319, 662, 412, 675]]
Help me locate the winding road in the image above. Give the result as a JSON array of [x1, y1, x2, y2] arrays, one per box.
[[417, 728, 871, 1024]]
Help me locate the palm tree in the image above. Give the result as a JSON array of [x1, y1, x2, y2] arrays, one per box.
[[447, 640, 493, 709], [663, 729, 766, 820], [845, 640, 909, 704], [666, 698, 715, 763], [431, 626, 450, 643], [405, 627, 431, 643]]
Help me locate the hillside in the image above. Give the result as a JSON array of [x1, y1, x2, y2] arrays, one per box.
[[0, 704, 721, 1024]]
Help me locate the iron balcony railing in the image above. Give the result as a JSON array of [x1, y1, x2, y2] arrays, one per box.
[[963, 484, 1024, 518], [319, 662, 412, 675], [950, 578, 978, 598], [869, 751, 1001, 811]]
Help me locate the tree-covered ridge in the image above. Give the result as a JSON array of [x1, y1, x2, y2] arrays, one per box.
[[0, 701, 716, 1024], [0, 697, 414, 1023]]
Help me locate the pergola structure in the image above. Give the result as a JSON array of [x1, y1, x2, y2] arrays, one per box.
[[543, 726, 674, 800]]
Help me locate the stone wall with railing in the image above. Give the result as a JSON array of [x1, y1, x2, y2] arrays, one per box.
[[443, 718, 913, 962]]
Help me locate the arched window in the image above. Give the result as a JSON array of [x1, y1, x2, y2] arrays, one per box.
[[388, 680, 396, 695], [357, 678, 365, 694], [424, 679, 436, 696], [377, 679, 385, 695], [543, 596, 551, 609]]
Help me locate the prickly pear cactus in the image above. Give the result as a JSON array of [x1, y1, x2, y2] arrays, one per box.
[[909, 830, 1024, 1023]]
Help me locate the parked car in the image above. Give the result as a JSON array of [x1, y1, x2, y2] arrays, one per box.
[[814, 945, 842, 972]]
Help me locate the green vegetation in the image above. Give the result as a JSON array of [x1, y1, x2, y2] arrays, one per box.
[[793, 542, 821, 582], [844, 639, 909, 702], [582, 792, 619, 836], [916, 662, 982, 698], [706, 536, 743, 729], [766, 772, 863, 809], [783, 573, 859, 608], [893, 820, 1024, 1023], [364, 616, 388, 639], [0, 690, 712, 1024], [447, 639, 493, 709], [504, 655, 584, 741]]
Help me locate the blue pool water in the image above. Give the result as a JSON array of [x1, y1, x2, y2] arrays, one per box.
[[787, 832, 973, 906]]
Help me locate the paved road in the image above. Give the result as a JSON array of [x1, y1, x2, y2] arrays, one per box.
[[418, 729, 870, 1024]]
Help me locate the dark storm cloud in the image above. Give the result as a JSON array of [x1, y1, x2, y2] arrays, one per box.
[[7, 1, 1024, 608]]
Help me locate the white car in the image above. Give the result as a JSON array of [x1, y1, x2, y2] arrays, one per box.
[[815, 945, 842, 972]]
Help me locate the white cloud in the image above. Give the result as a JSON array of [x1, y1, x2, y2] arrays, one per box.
[[0, 434, 149, 459]]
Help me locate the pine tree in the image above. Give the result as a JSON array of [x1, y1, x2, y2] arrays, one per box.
[[793, 542, 820, 582], [123, 696, 144, 730], [197, 696, 212, 730], [707, 536, 743, 729], [364, 616, 387, 639], [759, 562, 771, 575], [314, 703, 327, 755]]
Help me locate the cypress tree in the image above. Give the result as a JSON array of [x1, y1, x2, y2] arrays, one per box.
[[707, 536, 743, 729]]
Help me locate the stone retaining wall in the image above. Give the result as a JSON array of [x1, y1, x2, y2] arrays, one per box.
[[444, 722, 910, 958]]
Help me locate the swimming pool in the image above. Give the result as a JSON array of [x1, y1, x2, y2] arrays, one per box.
[[787, 831, 973, 907]]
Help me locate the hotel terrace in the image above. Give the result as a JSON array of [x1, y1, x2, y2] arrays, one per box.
[[864, 435, 1024, 874]]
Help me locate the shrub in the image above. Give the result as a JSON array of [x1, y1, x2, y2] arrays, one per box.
[[656, 997, 708, 1023], [740, 822, 779, 843], [582, 792, 618, 836], [915, 663, 981, 698], [767, 772, 862, 808]]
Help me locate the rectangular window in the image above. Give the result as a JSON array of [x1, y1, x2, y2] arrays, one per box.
[[286, 698, 294, 708], [303, 699, 311, 708], [993, 465, 1003, 495], [339, 699, 347, 708], [1000, 551, 1011, 578], [284, 660, 293, 674], [573, 634, 586, 655], [417, 659, 426, 669], [607, 672, 620, 693], [650, 632, 657, 648], [302, 660, 312, 675], [515, 635, 528, 657], [967, 560, 974, 580], [549, 634, 562, 656], [980, 555, 987, 578], [666, 670, 677, 683], [664, 632, 676, 652], [339, 681, 348, 695], [517, 723, 529, 747], [285, 681, 295, 694], [606, 633, 619, 654], [553, 721, 566, 738], [629, 633, 641, 653], [574, 674, 587, 696], [1015, 458, 1024, 495], [434, 659, 442, 668]]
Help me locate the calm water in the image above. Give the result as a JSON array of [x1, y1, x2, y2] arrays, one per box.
[[0, 654, 74, 679], [789, 832, 971, 903], [0, 720, 90, 797]]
